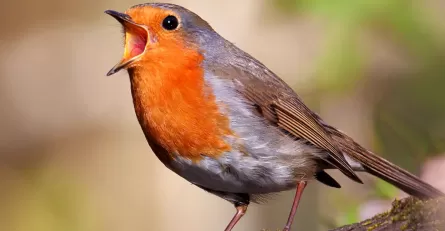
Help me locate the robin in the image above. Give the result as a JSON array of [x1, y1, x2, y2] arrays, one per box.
[[104, 3, 444, 231]]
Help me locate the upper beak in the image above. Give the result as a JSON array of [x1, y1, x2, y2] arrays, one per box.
[[105, 10, 149, 76]]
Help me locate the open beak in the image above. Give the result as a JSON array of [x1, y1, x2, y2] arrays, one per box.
[[105, 10, 150, 76]]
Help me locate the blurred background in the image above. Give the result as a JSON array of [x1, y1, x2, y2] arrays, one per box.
[[1, 0, 444, 230]]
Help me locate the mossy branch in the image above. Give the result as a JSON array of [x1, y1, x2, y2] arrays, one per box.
[[329, 197, 445, 231]]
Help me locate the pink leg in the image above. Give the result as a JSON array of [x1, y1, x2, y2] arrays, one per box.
[[283, 181, 307, 231], [224, 204, 248, 231]]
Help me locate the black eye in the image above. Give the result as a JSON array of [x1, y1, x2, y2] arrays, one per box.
[[162, 15, 179, 30]]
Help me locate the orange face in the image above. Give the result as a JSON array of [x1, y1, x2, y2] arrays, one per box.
[[105, 7, 192, 76]]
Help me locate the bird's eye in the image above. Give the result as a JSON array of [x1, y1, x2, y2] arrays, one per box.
[[162, 15, 179, 30]]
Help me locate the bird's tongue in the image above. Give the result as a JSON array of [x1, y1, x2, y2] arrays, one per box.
[[124, 26, 148, 60], [127, 34, 146, 58]]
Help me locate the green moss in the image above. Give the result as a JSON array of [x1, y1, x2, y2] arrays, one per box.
[[366, 222, 385, 231], [358, 197, 445, 231], [362, 219, 373, 226]]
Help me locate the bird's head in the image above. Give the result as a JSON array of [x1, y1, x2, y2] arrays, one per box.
[[105, 3, 216, 76]]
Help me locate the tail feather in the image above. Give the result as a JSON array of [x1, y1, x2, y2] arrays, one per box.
[[324, 125, 444, 199]]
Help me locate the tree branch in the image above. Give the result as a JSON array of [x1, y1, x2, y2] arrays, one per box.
[[329, 197, 445, 231]]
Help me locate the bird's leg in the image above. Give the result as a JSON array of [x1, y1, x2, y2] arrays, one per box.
[[224, 203, 248, 231], [193, 185, 249, 231], [283, 181, 307, 231]]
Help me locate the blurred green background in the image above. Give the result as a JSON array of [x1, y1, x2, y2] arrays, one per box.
[[0, 0, 444, 230]]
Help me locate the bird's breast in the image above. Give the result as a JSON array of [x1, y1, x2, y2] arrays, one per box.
[[128, 65, 235, 162]]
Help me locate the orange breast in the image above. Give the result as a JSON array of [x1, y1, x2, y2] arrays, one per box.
[[129, 41, 233, 162]]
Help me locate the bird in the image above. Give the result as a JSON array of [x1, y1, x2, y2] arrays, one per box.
[[104, 3, 444, 231]]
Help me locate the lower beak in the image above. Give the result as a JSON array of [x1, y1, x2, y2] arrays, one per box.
[[106, 57, 133, 76], [105, 10, 149, 76]]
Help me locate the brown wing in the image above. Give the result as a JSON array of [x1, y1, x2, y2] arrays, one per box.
[[209, 58, 362, 184], [272, 98, 361, 183]]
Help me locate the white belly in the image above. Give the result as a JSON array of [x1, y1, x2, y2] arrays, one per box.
[[170, 138, 320, 194]]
